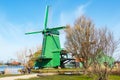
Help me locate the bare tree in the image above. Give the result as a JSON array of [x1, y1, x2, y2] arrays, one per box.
[[91, 28, 120, 80], [16, 48, 28, 66], [65, 16, 96, 74], [27, 45, 42, 68], [65, 16, 120, 80]]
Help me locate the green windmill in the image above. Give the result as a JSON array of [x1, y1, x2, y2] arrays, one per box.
[[25, 6, 66, 68]]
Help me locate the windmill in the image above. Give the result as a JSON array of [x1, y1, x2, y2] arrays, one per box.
[[25, 6, 66, 68]]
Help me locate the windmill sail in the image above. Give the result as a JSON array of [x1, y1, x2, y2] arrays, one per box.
[[44, 5, 49, 30]]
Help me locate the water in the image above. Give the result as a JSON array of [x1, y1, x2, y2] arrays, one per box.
[[0, 65, 24, 74]]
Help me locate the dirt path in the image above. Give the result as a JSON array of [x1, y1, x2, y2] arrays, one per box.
[[0, 74, 37, 80]]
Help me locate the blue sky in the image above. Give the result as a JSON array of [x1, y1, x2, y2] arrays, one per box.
[[0, 0, 120, 62]]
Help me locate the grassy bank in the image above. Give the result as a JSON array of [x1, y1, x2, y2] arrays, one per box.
[[17, 75, 120, 80], [32, 68, 81, 73], [109, 75, 120, 80], [17, 75, 92, 80]]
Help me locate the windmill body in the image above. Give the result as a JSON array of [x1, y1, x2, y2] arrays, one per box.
[[25, 6, 66, 68]]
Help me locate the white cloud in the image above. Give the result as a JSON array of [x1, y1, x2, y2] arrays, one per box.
[[59, 2, 90, 48], [75, 4, 87, 18], [0, 13, 42, 62], [60, 2, 90, 26]]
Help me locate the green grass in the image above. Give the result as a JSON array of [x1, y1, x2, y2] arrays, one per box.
[[109, 75, 120, 80], [17, 75, 92, 80], [16, 75, 120, 80]]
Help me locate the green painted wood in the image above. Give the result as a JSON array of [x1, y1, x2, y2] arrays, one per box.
[[44, 6, 49, 29], [25, 5, 66, 68], [25, 31, 42, 35], [35, 30, 61, 68]]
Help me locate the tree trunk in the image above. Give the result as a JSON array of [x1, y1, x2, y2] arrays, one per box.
[[83, 68, 89, 75]]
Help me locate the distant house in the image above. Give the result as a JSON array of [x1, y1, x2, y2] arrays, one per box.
[[75, 51, 115, 68], [95, 51, 115, 68], [10, 61, 21, 66]]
